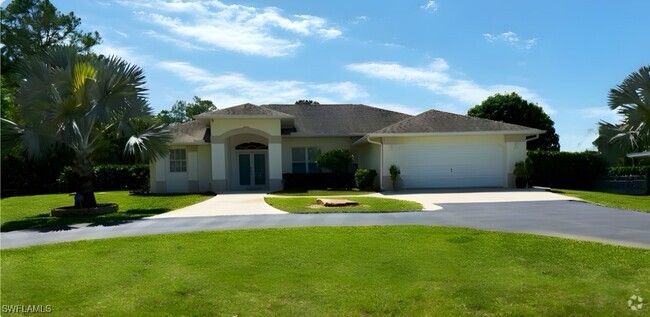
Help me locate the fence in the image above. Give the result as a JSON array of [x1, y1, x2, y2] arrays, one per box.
[[598, 175, 648, 195]]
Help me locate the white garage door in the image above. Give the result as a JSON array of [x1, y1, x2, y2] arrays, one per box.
[[387, 143, 505, 188]]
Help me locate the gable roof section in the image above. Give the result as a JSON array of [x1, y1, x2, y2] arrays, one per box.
[[169, 120, 210, 144], [263, 104, 411, 136], [195, 103, 293, 119], [372, 109, 543, 134]]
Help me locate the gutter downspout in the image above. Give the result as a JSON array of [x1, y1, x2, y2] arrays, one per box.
[[526, 134, 540, 142], [366, 136, 384, 190]]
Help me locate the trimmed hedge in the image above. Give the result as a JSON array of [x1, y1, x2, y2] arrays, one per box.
[[58, 164, 149, 192], [528, 150, 607, 190], [282, 173, 355, 190]]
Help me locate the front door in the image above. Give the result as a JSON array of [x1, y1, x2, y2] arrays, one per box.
[[237, 152, 267, 189]]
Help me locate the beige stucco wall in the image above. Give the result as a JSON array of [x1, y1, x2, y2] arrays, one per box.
[[165, 145, 189, 193], [356, 143, 381, 172], [197, 145, 212, 192], [149, 144, 211, 193], [505, 141, 527, 187], [210, 118, 281, 137], [280, 137, 357, 173]]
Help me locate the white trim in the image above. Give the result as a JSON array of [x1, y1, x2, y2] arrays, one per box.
[[368, 130, 544, 137], [352, 130, 545, 146], [366, 137, 384, 190]]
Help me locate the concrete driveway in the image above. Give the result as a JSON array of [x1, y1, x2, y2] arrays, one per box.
[[373, 187, 575, 211], [148, 191, 286, 218]]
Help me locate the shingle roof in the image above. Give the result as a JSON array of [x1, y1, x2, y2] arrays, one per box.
[[373, 109, 539, 134], [171, 105, 540, 143], [169, 120, 210, 144], [195, 103, 293, 118], [262, 104, 411, 136]]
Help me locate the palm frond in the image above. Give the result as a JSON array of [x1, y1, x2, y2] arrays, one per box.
[[123, 125, 171, 162], [1, 118, 23, 157]]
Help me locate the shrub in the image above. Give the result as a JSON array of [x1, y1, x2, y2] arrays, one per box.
[[389, 165, 401, 191], [607, 166, 650, 177], [58, 164, 150, 192], [315, 149, 354, 174], [527, 150, 608, 189], [354, 169, 377, 190]]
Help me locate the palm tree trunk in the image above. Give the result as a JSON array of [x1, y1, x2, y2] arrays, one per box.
[[75, 150, 97, 208]]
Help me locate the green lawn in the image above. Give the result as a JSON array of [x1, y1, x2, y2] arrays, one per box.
[[552, 189, 650, 212], [2, 226, 648, 316], [0, 191, 214, 232], [265, 196, 422, 213], [270, 189, 374, 196]]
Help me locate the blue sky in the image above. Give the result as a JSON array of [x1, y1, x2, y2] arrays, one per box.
[[17, 1, 650, 151]]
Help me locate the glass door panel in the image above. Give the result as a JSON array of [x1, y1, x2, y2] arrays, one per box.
[[254, 154, 266, 185], [238, 154, 251, 185]]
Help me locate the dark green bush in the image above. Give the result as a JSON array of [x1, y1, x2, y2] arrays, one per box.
[[58, 164, 149, 192], [528, 150, 608, 189], [607, 166, 650, 177], [354, 169, 377, 190], [315, 149, 354, 174]]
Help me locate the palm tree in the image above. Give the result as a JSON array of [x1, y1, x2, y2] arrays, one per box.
[[1, 46, 170, 207], [594, 65, 650, 162]]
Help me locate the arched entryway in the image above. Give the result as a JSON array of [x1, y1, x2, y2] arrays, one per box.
[[233, 142, 268, 190], [226, 132, 270, 191], [210, 126, 283, 193]]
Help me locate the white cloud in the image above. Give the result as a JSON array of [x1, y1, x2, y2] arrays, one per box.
[[158, 61, 367, 106], [117, 0, 342, 57], [576, 107, 621, 122], [143, 30, 211, 51], [114, 30, 129, 38], [311, 82, 368, 100], [562, 128, 598, 152], [352, 16, 369, 24], [95, 42, 150, 65], [483, 31, 538, 49], [346, 59, 555, 114], [421, 1, 438, 11]]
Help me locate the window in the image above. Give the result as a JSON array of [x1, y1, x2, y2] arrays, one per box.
[[292, 147, 321, 174], [235, 142, 268, 150], [169, 149, 187, 172]]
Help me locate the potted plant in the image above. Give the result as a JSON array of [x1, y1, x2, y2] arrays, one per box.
[[513, 159, 532, 188]]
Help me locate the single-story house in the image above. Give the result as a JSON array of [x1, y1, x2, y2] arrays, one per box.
[[149, 103, 544, 193]]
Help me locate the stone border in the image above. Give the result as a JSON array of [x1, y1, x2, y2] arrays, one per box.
[[51, 203, 118, 217]]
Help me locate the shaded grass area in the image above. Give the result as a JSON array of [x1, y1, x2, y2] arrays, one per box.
[[269, 189, 374, 196], [2, 226, 649, 316], [0, 191, 214, 232], [552, 189, 650, 212], [265, 196, 422, 213]]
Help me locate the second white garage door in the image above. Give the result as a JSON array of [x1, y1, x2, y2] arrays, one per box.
[[385, 143, 506, 188]]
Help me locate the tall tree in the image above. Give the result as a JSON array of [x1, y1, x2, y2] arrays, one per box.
[[1, 0, 101, 75], [1, 46, 170, 207], [156, 96, 217, 125], [594, 65, 650, 163], [467, 92, 560, 151]]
